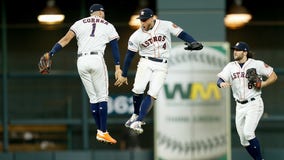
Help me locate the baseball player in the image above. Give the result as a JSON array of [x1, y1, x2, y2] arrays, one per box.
[[114, 8, 203, 134], [40, 4, 122, 144], [217, 42, 277, 160]]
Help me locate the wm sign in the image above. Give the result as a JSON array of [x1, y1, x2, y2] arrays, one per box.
[[164, 82, 221, 100]]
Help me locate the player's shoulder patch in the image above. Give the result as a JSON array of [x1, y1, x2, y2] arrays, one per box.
[[172, 23, 179, 28], [264, 63, 270, 68], [128, 41, 134, 46]]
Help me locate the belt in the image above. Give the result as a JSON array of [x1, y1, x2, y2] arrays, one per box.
[[78, 52, 98, 58], [237, 98, 255, 104], [142, 56, 167, 63]]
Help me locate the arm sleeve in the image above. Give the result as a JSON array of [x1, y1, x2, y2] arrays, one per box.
[[217, 78, 225, 88], [122, 50, 136, 77], [177, 31, 196, 43], [49, 43, 63, 56], [257, 60, 274, 77], [109, 39, 120, 65]]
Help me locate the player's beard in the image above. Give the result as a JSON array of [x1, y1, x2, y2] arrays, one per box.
[[234, 53, 248, 63], [234, 52, 244, 61], [234, 55, 242, 61]]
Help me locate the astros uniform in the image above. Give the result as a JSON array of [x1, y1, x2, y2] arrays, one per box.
[[128, 19, 182, 98], [70, 15, 119, 103], [217, 58, 274, 146]]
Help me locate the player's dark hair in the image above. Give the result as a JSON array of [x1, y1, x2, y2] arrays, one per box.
[[247, 51, 254, 58]]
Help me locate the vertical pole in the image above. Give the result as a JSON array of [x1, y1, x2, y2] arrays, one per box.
[[1, 0, 9, 152], [79, 0, 89, 150], [82, 86, 89, 149], [67, 96, 72, 149], [80, 0, 87, 19], [226, 46, 232, 160]]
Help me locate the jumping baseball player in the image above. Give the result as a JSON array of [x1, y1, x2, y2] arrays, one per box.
[[217, 42, 277, 160], [39, 4, 122, 144], [114, 8, 203, 134]]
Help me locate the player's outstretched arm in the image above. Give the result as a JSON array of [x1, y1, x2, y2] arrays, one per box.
[[38, 30, 75, 74], [177, 31, 203, 50], [109, 39, 123, 81]]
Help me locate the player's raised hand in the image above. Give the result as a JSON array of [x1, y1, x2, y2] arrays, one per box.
[[114, 76, 128, 87]]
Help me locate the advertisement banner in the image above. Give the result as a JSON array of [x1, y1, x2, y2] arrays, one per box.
[[154, 42, 231, 160]]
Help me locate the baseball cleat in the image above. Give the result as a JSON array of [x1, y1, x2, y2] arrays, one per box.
[[125, 114, 139, 128], [129, 121, 145, 134], [96, 130, 117, 144]]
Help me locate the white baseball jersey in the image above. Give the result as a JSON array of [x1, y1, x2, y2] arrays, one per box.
[[70, 15, 119, 103], [128, 19, 182, 98], [128, 19, 183, 59], [217, 58, 273, 101]]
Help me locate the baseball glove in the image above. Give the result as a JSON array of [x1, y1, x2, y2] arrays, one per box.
[[184, 42, 203, 51], [38, 52, 52, 75], [246, 68, 261, 89]]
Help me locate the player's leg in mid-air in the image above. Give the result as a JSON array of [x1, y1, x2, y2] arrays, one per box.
[[125, 59, 152, 132], [128, 63, 167, 134], [78, 57, 117, 144], [95, 101, 117, 144], [129, 94, 154, 134], [125, 93, 144, 127]]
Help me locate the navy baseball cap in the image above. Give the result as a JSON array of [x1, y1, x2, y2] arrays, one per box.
[[89, 4, 104, 14], [231, 41, 249, 51], [137, 8, 153, 21]]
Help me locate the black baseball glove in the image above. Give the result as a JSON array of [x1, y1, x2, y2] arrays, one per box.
[[184, 42, 203, 51], [246, 68, 261, 89]]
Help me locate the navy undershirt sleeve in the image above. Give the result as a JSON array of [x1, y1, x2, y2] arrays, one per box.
[[177, 31, 196, 43], [109, 39, 120, 65], [122, 50, 136, 77], [217, 78, 225, 88]]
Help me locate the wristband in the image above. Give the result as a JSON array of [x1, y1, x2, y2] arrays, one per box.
[[49, 43, 62, 56]]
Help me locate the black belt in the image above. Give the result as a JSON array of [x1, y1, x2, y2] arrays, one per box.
[[142, 56, 167, 63], [237, 98, 255, 104], [78, 52, 98, 58]]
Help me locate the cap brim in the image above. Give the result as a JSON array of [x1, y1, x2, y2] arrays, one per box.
[[137, 16, 149, 20], [231, 46, 248, 51]]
